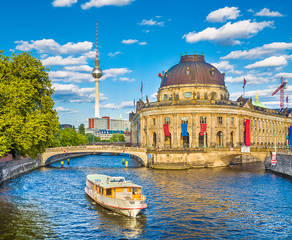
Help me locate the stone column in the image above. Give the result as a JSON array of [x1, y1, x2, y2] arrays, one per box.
[[224, 115, 228, 147], [177, 114, 181, 148]]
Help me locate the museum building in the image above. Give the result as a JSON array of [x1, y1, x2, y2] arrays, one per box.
[[129, 54, 292, 151]]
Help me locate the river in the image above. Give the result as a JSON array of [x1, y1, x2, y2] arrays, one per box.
[[0, 154, 291, 239]]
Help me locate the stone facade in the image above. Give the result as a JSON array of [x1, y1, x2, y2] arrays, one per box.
[[129, 54, 292, 166]]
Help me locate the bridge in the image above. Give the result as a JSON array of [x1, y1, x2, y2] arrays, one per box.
[[41, 145, 277, 169], [41, 145, 148, 166]]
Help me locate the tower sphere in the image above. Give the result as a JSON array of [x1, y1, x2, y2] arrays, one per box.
[[92, 67, 102, 79]]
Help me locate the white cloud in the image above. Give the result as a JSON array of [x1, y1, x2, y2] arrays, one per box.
[[49, 71, 91, 83], [53, 83, 107, 103], [108, 51, 122, 57], [150, 92, 157, 101], [229, 87, 275, 100], [81, 0, 133, 10], [255, 8, 283, 17], [52, 0, 77, 7], [55, 106, 78, 114], [122, 39, 138, 44], [139, 19, 164, 26], [211, 60, 242, 74], [15, 39, 92, 55], [119, 77, 135, 82], [42, 56, 87, 66], [122, 39, 146, 45], [245, 56, 287, 69], [101, 68, 132, 80], [222, 42, 292, 59], [225, 73, 271, 84], [183, 20, 273, 45], [206, 6, 240, 22], [275, 72, 292, 78], [101, 101, 133, 109], [64, 65, 92, 72]]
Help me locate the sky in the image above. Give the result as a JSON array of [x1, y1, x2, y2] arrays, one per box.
[[1, 0, 292, 127]]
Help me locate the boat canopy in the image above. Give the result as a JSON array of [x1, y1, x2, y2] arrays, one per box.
[[87, 174, 141, 189]]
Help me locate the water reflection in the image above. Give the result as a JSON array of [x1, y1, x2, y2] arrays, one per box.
[[0, 155, 291, 239], [86, 195, 146, 239]]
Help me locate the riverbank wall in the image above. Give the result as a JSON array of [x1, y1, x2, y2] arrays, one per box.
[[0, 152, 100, 184], [264, 153, 292, 177], [0, 157, 41, 183]]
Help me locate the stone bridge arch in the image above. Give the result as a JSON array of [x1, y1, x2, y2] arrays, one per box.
[[41, 145, 148, 167]]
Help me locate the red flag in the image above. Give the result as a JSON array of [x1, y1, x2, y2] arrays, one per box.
[[243, 78, 247, 88]]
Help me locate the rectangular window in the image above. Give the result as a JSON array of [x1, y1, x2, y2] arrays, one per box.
[[164, 94, 168, 100], [231, 117, 234, 125], [218, 117, 223, 125], [165, 117, 170, 124], [106, 188, 112, 196], [153, 118, 156, 125], [200, 116, 207, 124]]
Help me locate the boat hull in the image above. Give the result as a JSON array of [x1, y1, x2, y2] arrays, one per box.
[[85, 187, 147, 217]]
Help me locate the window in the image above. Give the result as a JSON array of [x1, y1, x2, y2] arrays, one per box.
[[204, 93, 208, 100], [182, 117, 188, 124], [106, 188, 112, 196], [200, 116, 207, 124], [164, 94, 167, 100], [165, 117, 170, 124], [197, 92, 200, 100], [153, 118, 156, 125], [221, 94, 223, 100], [210, 68, 215, 76], [186, 67, 190, 75], [132, 187, 138, 194], [176, 94, 179, 100], [217, 117, 223, 125], [231, 117, 234, 125]]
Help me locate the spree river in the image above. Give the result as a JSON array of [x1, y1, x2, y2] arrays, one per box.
[[0, 154, 291, 240]]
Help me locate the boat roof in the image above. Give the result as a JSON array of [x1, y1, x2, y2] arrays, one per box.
[[87, 174, 141, 188]]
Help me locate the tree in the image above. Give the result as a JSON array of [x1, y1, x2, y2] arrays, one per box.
[[78, 123, 85, 135], [51, 128, 88, 147], [110, 134, 125, 142], [0, 52, 59, 158]]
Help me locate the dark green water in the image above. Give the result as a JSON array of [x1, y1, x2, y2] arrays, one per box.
[[0, 154, 291, 239]]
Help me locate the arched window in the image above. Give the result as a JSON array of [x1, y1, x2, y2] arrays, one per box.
[[197, 92, 200, 100]]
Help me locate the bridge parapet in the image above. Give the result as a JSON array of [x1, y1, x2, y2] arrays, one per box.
[[41, 145, 148, 166]]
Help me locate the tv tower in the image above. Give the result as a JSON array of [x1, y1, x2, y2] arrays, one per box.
[[92, 21, 102, 118]]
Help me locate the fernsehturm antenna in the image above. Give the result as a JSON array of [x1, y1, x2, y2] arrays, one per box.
[[92, 21, 102, 118]]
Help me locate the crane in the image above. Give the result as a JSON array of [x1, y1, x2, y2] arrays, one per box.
[[272, 77, 288, 109]]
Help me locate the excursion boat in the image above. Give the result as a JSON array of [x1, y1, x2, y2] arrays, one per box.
[[85, 174, 147, 217]]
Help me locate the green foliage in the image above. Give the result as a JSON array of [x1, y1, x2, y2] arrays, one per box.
[[51, 128, 88, 147], [110, 134, 125, 142], [0, 51, 59, 158], [78, 124, 85, 135], [85, 133, 100, 143]]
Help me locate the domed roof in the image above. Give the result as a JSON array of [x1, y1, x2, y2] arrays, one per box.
[[160, 54, 225, 88]]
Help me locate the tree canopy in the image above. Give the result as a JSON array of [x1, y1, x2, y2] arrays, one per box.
[[51, 128, 88, 147], [0, 52, 59, 158]]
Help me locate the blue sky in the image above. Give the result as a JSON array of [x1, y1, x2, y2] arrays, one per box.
[[1, 0, 292, 127]]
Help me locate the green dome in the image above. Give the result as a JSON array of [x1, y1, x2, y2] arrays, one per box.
[[253, 94, 266, 108]]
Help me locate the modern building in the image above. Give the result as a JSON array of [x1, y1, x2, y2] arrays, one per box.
[[129, 54, 292, 165]]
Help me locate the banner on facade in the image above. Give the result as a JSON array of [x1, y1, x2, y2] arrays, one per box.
[[271, 152, 277, 165], [181, 123, 188, 136], [245, 119, 250, 146], [200, 123, 207, 136], [163, 124, 170, 137], [289, 126, 292, 147]]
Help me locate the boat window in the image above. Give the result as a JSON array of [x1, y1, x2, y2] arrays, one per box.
[[132, 187, 138, 194], [106, 189, 112, 196]]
